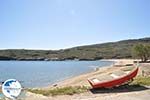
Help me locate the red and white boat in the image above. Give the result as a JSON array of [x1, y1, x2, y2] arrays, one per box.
[[88, 66, 138, 89]]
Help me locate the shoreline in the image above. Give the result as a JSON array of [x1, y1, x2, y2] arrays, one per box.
[[45, 59, 135, 89], [22, 59, 150, 100]]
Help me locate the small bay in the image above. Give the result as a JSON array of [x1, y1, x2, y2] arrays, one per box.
[[0, 61, 113, 88]]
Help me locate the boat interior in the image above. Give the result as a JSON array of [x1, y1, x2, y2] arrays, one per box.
[[89, 66, 136, 84]]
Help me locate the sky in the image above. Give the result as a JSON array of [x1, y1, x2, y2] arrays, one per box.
[[0, 0, 150, 50]]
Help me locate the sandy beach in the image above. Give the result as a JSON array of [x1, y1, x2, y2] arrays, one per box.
[[45, 59, 137, 88], [21, 59, 150, 100]]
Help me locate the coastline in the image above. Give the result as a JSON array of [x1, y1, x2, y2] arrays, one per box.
[[45, 59, 135, 89], [19, 59, 150, 100]]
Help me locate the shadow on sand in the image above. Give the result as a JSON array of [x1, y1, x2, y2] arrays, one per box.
[[90, 84, 149, 94]]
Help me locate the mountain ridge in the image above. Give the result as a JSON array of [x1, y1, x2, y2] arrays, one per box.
[[0, 37, 150, 61]]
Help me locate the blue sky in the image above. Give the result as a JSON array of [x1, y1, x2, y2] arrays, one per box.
[[0, 0, 150, 50]]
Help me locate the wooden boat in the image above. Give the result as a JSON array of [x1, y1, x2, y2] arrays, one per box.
[[88, 66, 138, 89]]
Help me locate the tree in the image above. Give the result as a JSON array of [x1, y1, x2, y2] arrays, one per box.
[[133, 44, 150, 62]]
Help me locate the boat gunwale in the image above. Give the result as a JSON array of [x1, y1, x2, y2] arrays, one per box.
[[88, 66, 139, 88]]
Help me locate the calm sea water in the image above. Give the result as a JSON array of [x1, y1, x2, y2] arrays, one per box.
[[0, 61, 113, 88]]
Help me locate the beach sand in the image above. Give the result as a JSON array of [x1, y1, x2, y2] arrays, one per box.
[[19, 59, 150, 100], [45, 59, 136, 88]]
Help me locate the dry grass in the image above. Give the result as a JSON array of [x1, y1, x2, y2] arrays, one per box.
[[130, 76, 150, 86], [28, 86, 89, 96]]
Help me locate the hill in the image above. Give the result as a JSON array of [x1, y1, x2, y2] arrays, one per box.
[[0, 37, 150, 61]]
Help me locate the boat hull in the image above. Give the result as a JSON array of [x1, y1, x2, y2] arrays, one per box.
[[88, 67, 138, 89]]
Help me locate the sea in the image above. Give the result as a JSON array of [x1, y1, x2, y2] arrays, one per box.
[[0, 60, 113, 88]]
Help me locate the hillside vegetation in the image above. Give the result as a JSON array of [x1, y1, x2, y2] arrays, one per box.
[[0, 37, 150, 61]]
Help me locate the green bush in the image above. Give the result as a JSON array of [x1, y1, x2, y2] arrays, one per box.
[[133, 44, 150, 62]]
